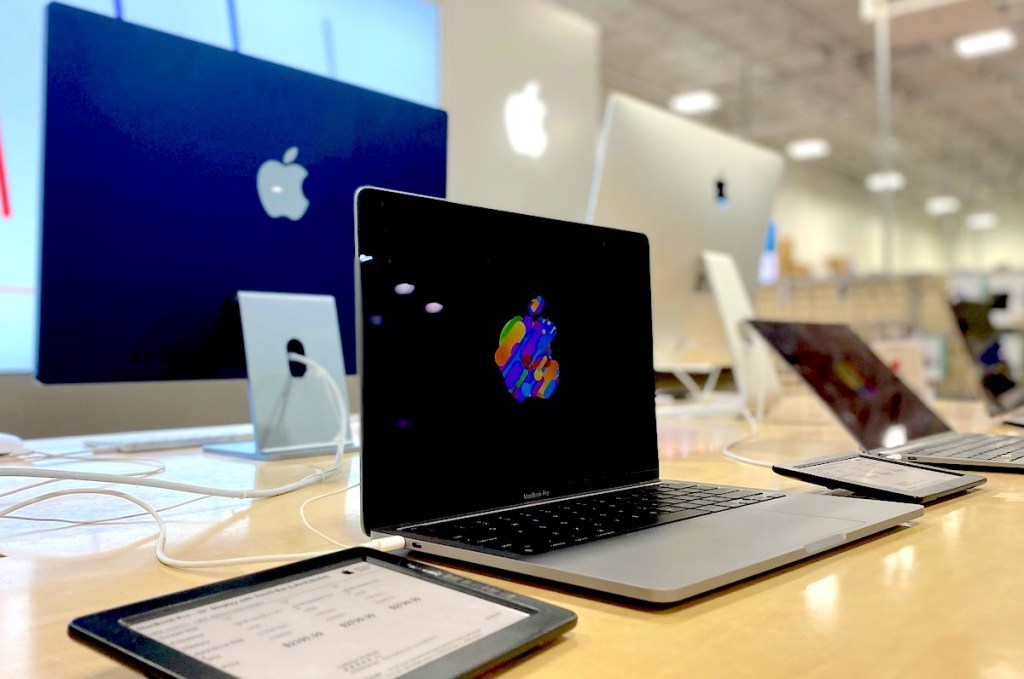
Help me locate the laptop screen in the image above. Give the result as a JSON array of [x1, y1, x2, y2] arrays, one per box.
[[356, 189, 660, 532], [749, 320, 951, 449], [951, 300, 1024, 415]]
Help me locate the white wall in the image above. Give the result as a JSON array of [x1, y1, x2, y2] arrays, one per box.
[[440, 0, 600, 222], [772, 158, 1024, 278], [946, 195, 1024, 272], [772, 161, 970, 278], [773, 162, 884, 277]]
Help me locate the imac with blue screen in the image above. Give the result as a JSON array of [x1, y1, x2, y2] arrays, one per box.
[[36, 3, 447, 389]]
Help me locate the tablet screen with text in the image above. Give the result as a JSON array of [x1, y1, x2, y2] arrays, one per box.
[[70, 548, 576, 679]]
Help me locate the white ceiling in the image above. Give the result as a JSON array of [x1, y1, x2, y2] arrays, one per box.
[[552, 0, 1024, 217]]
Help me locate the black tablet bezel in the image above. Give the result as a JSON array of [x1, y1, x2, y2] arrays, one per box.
[[772, 452, 987, 504], [68, 547, 576, 679]]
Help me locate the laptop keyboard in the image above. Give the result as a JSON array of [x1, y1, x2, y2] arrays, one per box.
[[402, 482, 785, 556], [903, 433, 1024, 464]]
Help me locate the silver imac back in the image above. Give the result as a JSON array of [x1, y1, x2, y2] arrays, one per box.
[[587, 92, 784, 380], [702, 250, 783, 417]]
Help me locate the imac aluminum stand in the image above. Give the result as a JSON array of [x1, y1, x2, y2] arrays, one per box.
[[205, 291, 357, 460]]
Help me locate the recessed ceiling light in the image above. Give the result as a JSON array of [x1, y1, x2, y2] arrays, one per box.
[[954, 28, 1018, 59], [966, 212, 998, 230], [864, 171, 906, 193], [785, 138, 831, 161], [924, 195, 961, 216], [668, 89, 721, 115]]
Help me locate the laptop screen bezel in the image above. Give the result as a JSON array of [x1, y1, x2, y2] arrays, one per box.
[[355, 188, 662, 534]]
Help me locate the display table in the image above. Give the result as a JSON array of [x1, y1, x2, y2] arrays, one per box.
[[2, 394, 1022, 678]]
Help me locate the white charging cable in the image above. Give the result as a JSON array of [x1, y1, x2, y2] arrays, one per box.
[[0, 487, 405, 568], [0, 452, 167, 500], [720, 408, 774, 468], [0, 432, 24, 456], [0, 353, 393, 568], [0, 353, 347, 498]]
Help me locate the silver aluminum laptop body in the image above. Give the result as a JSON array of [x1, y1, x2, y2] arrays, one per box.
[[356, 188, 922, 604], [750, 320, 1024, 472], [394, 493, 918, 603]]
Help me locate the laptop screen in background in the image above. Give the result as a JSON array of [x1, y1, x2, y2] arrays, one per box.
[[951, 300, 1024, 416], [356, 189, 660, 533], [750, 320, 951, 449]]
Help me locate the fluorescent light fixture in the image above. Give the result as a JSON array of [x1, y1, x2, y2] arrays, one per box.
[[954, 28, 1018, 59], [785, 138, 831, 161], [859, 0, 963, 23], [668, 89, 721, 115], [924, 195, 961, 216], [865, 171, 906, 193], [966, 212, 998, 230]]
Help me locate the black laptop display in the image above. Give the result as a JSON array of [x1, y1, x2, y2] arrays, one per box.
[[356, 188, 660, 532], [749, 320, 951, 449], [751, 319, 1024, 472]]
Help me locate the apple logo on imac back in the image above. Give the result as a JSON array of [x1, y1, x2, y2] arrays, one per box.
[[715, 175, 729, 209], [257, 147, 310, 220], [503, 80, 549, 159]]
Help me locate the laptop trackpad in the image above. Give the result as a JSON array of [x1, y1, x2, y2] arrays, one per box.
[[530, 507, 864, 591]]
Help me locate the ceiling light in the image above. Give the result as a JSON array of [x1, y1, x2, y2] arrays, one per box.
[[953, 28, 1018, 59], [859, 0, 963, 23], [865, 171, 906, 193], [668, 89, 720, 115], [785, 138, 831, 161], [924, 195, 961, 216], [966, 212, 998, 230]]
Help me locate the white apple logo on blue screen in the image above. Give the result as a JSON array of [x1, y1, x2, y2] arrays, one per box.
[[257, 146, 309, 220], [504, 80, 549, 159]]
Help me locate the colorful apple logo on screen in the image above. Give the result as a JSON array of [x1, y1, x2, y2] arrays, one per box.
[[503, 81, 549, 159], [495, 296, 560, 401], [256, 146, 310, 220]]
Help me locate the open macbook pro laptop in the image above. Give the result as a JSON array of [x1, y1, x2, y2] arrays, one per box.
[[354, 187, 921, 605], [750, 320, 1024, 471]]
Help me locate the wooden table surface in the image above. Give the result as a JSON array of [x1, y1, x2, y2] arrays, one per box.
[[3, 394, 1024, 678]]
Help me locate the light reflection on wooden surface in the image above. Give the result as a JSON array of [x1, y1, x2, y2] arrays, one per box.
[[3, 393, 1024, 678]]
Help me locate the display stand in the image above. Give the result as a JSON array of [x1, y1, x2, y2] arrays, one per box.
[[205, 291, 356, 460], [658, 363, 746, 417]]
